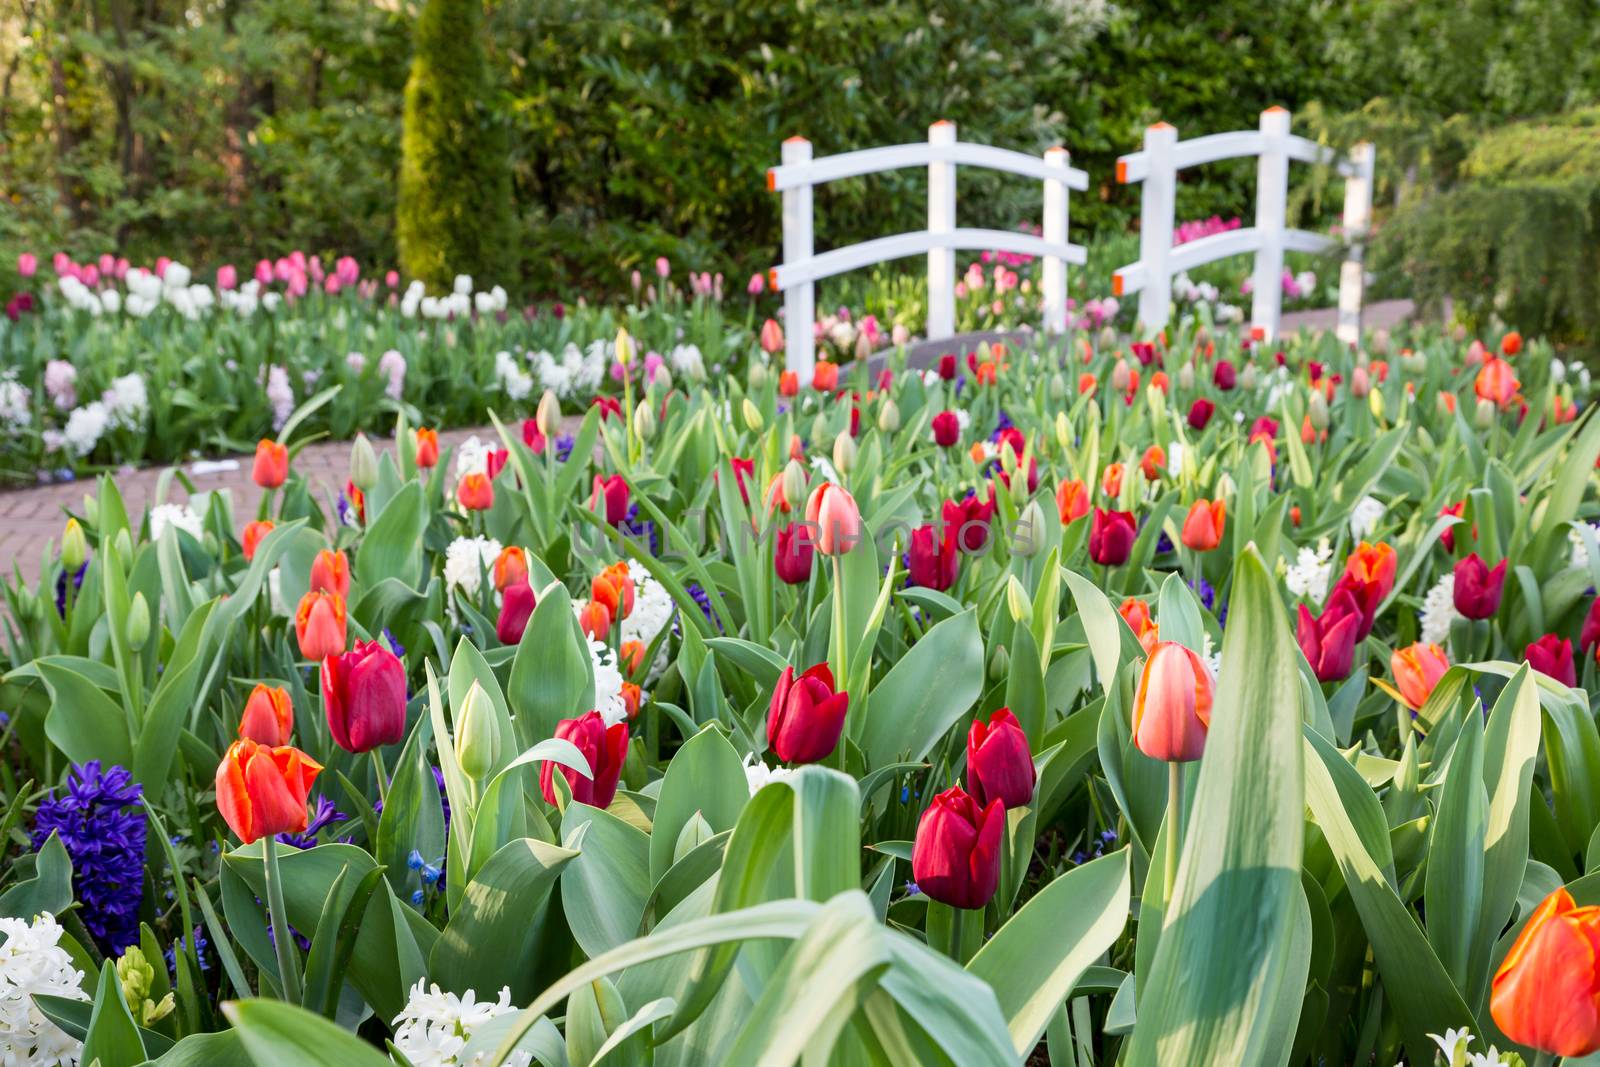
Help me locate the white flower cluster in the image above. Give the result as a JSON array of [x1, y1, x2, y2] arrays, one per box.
[[1551, 357, 1592, 391], [620, 559, 676, 679], [494, 350, 534, 401], [1285, 538, 1334, 603], [0, 912, 89, 1067], [57, 402, 109, 457], [1213, 303, 1244, 324], [150, 503, 205, 542], [1349, 495, 1386, 540], [378, 349, 407, 400], [103, 372, 148, 431], [125, 264, 215, 319], [742, 752, 794, 796], [444, 536, 503, 599], [1419, 574, 1461, 646], [0, 372, 32, 432], [390, 979, 531, 1067], [668, 343, 706, 380], [529, 340, 609, 400], [265, 365, 295, 430], [217, 279, 281, 316], [586, 637, 629, 727], [1424, 1027, 1514, 1066], [399, 276, 508, 321], [1570, 522, 1600, 570], [1172, 272, 1220, 305]]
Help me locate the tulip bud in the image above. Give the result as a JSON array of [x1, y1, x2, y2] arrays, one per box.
[[878, 398, 900, 433], [14, 588, 39, 622], [614, 326, 635, 365], [748, 362, 769, 390], [114, 528, 133, 561], [832, 431, 856, 474], [1098, 326, 1118, 349], [565, 975, 639, 1067], [673, 811, 715, 862], [742, 397, 764, 432], [83, 495, 100, 527], [781, 459, 807, 510], [1111, 359, 1131, 392], [536, 390, 561, 438], [1048, 373, 1066, 400], [1308, 390, 1330, 431], [1474, 398, 1496, 429], [810, 412, 829, 447], [855, 330, 873, 361], [1350, 367, 1371, 398], [1368, 387, 1385, 420], [1054, 412, 1071, 452], [61, 517, 88, 570], [652, 365, 674, 394], [1177, 363, 1195, 391], [455, 680, 499, 780], [349, 433, 378, 491], [1146, 382, 1166, 421], [629, 399, 656, 442], [1013, 500, 1047, 558], [1240, 363, 1258, 390], [1006, 575, 1033, 622], [126, 592, 151, 652], [999, 440, 1018, 476]]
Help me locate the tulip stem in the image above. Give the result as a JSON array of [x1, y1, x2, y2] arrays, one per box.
[[831, 554, 849, 695], [370, 749, 389, 807], [262, 834, 301, 1003], [1163, 762, 1183, 905]]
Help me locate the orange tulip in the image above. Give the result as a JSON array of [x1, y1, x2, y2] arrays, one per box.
[[215, 739, 322, 844], [579, 599, 612, 641], [241, 520, 274, 562], [414, 428, 439, 469], [493, 546, 528, 592], [619, 639, 646, 675], [1056, 480, 1089, 524], [1180, 498, 1226, 552], [975, 362, 998, 386], [309, 548, 350, 599], [778, 370, 799, 397], [621, 682, 643, 719], [1491, 887, 1600, 1057], [252, 439, 288, 489], [812, 361, 839, 392], [591, 563, 635, 621], [1101, 462, 1124, 498], [457, 472, 494, 511], [1149, 370, 1169, 393], [1077, 372, 1097, 397], [238, 683, 294, 747], [1344, 541, 1398, 600], [1500, 331, 1523, 357], [1476, 357, 1519, 407], [1118, 597, 1159, 654], [1140, 445, 1166, 482], [294, 590, 346, 660], [1391, 641, 1450, 709], [1132, 641, 1214, 762]]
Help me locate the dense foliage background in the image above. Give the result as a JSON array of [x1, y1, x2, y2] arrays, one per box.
[[3, 0, 1599, 330]]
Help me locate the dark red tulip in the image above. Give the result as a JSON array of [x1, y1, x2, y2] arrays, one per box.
[[540, 711, 628, 808], [591, 395, 623, 422], [496, 578, 537, 644], [716, 457, 756, 506], [321, 639, 408, 754], [590, 474, 630, 525], [938, 354, 958, 380], [1089, 508, 1137, 566], [1439, 501, 1467, 552], [773, 521, 815, 585], [943, 492, 995, 553], [1187, 398, 1215, 430], [966, 708, 1035, 809], [908, 521, 958, 592], [932, 411, 960, 448], [1526, 634, 1577, 687], [767, 663, 849, 764], [1583, 599, 1600, 658], [1296, 587, 1363, 682], [1453, 553, 1507, 620], [911, 786, 1004, 910], [1213, 360, 1236, 391]]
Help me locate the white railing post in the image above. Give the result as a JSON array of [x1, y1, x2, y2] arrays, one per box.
[[1336, 141, 1375, 346], [1041, 145, 1070, 334], [1251, 107, 1291, 342], [780, 136, 816, 377], [926, 121, 957, 341], [1135, 123, 1176, 335]]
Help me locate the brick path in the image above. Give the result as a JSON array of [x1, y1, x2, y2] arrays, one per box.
[[0, 299, 1418, 591]]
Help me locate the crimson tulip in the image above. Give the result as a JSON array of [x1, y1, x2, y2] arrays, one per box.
[[497, 578, 537, 645], [1187, 398, 1215, 430], [767, 663, 849, 764], [911, 786, 1004, 910], [944, 491, 995, 553], [1583, 598, 1600, 659], [938, 354, 958, 380], [1526, 634, 1577, 687], [966, 708, 1035, 810], [590, 474, 630, 526], [1089, 508, 1137, 566], [932, 410, 960, 447], [908, 521, 958, 592], [1213, 360, 1236, 390], [540, 711, 628, 808], [773, 521, 815, 584], [1491, 888, 1600, 1057], [1296, 587, 1362, 682], [1452, 553, 1507, 619], [322, 639, 408, 753]]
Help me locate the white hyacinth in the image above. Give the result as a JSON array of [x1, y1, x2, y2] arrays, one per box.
[[1285, 539, 1334, 603], [619, 560, 676, 679], [742, 752, 794, 796], [0, 912, 89, 1067], [61, 401, 110, 457], [1569, 522, 1600, 570], [443, 536, 502, 600], [494, 350, 534, 401], [454, 435, 492, 480], [587, 637, 629, 727], [390, 979, 531, 1067], [378, 349, 407, 401], [265, 364, 295, 430], [668, 343, 706, 380], [1419, 574, 1462, 646], [104, 372, 148, 430], [150, 503, 204, 542], [0, 373, 32, 431], [1349, 495, 1386, 540]]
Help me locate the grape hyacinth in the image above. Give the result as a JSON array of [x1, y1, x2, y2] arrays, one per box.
[[31, 761, 146, 955]]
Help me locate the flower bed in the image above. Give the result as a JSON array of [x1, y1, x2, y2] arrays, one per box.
[[1, 317, 1598, 1066]]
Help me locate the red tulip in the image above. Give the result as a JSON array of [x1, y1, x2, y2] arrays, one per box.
[[309, 548, 350, 599], [938, 354, 958, 380], [1439, 501, 1468, 552], [1187, 398, 1215, 430], [497, 578, 537, 645], [908, 521, 959, 591], [540, 711, 628, 809], [1179, 499, 1225, 552], [591, 474, 630, 526], [294, 591, 346, 660], [1584, 598, 1600, 660], [1089, 508, 1137, 566], [804, 483, 862, 556], [1476, 357, 1519, 407], [944, 491, 995, 553], [1491, 887, 1600, 1057], [1452, 553, 1506, 620], [1296, 587, 1363, 682], [774, 521, 815, 584], [215, 739, 322, 845], [321, 639, 408, 753], [1132, 641, 1214, 762], [457, 472, 494, 511], [414, 428, 439, 469], [241, 520, 274, 562], [767, 663, 849, 764], [911, 786, 1004, 910], [1213, 360, 1236, 391], [966, 708, 1035, 810], [252, 439, 288, 489], [931, 411, 961, 447], [1526, 634, 1577, 687], [1501, 331, 1523, 357], [521, 418, 547, 454], [1391, 642, 1450, 710], [239, 683, 294, 747], [1055, 480, 1089, 524]]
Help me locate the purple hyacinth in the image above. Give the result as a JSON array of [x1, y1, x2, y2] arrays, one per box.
[[620, 503, 660, 557], [31, 761, 146, 954], [554, 433, 576, 463], [988, 409, 1015, 442], [680, 581, 722, 633], [54, 562, 87, 617], [276, 795, 348, 850]]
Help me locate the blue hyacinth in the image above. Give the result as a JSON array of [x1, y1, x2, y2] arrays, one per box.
[[32, 761, 146, 955]]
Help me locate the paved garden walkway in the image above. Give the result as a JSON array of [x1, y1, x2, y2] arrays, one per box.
[[0, 299, 1417, 590]]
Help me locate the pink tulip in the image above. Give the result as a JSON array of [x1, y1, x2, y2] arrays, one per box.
[[655, 256, 670, 278], [217, 264, 238, 290], [747, 273, 765, 295], [385, 270, 400, 288], [98, 253, 115, 275], [16, 253, 36, 278], [256, 259, 274, 285], [52, 252, 71, 275], [155, 256, 171, 278]]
